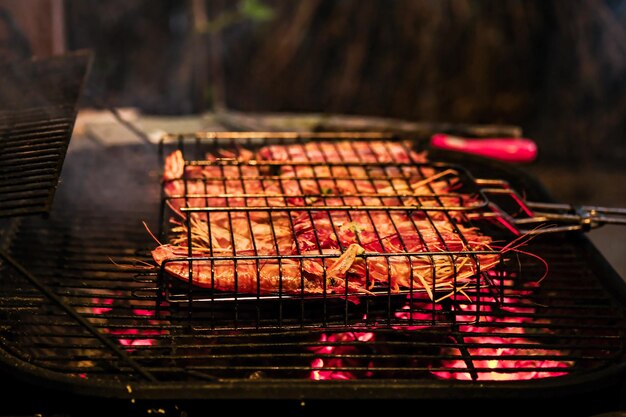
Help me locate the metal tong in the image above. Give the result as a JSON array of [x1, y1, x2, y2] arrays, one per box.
[[472, 178, 626, 235]]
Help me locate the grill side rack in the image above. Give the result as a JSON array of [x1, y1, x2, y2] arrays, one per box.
[[0, 51, 92, 218]]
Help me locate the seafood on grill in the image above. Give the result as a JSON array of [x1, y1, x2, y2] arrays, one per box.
[[152, 243, 369, 295], [152, 140, 503, 300]]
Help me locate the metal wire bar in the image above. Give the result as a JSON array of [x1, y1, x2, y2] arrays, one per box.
[[473, 178, 626, 234], [0, 249, 156, 381], [0, 51, 92, 218], [1, 133, 624, 389], [156, 138, 515, 334]]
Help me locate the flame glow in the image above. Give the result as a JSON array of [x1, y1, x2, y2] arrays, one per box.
[[431, 335, 571, 381], [310, 275, 572, 381], [90, 296, 163, 349], [309, 332, 375, 380]]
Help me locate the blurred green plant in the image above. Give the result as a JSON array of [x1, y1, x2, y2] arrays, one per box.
[[196, 0, 274, 34], [240, 0, 274, 21]]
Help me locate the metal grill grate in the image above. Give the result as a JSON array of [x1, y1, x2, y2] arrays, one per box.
[[0, 209, 624, 389], [0, 137, 624, 401], [155, 133, 516, 329], [0, 51, 91, 218]]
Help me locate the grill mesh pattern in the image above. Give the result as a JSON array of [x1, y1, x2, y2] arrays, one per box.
[[156, 134, 510, 329], [0, 210, 624, 385], [0, 136, 624, 399], [0, 52, 91, 218]]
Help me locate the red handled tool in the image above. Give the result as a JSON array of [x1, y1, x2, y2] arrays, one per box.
[[430, 133, 538, 163]]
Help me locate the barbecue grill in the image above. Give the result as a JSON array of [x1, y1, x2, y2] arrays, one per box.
[[1, 105, 626, 417], [0, 54, 625, 416]]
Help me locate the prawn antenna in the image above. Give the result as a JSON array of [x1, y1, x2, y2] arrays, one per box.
[[143, 221, 163, 246]]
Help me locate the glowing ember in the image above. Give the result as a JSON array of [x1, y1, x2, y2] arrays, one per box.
[[88, 298, 165, 350], [428, 276, 572, 380], [309, 273, 573, 382], [132, 309, 155, 316], [309, 332, 374, 380], [431, 335, 572, 381], [91, 297, 114, 315], [392, 297, 444, 330], [109, 327, 163, 349]]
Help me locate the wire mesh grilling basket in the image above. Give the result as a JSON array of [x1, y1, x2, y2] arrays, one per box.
[[153, 132, 626, 331]]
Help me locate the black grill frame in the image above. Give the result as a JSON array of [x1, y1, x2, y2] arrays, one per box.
[[0, 134, 624, 414], [156, 133, 541, 331], [0, 51, 91, 218]]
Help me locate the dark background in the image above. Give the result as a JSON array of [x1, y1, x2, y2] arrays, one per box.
[[0, 0, 624, 171], [61, 0, 626, 276], [60, 0, 626, 170]]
